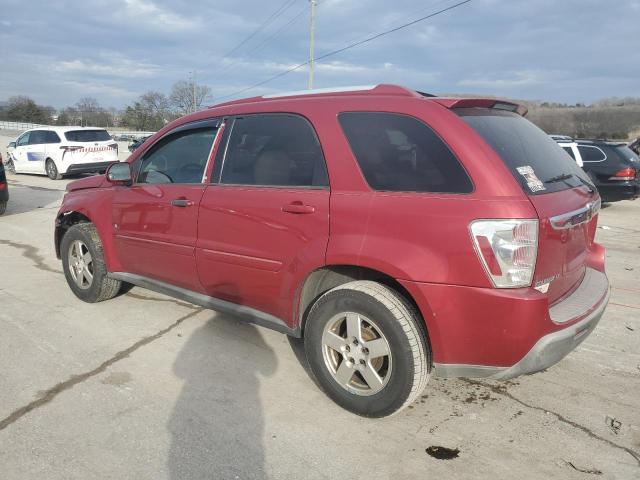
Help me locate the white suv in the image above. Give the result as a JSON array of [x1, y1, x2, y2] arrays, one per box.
[[8, 126, 118, 179]]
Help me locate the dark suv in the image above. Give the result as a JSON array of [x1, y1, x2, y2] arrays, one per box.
[[576, 139, 640, 202], [55, 85, 609, 417]]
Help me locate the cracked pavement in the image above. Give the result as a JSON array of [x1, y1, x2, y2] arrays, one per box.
[[0, 167, 638, 479]]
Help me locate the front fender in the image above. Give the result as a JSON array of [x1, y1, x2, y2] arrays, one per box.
[[56, 188, 121, 271]]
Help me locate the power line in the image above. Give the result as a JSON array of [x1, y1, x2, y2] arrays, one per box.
[[214, 3, 310, 80], [222, 0, 299, 59], [214, 0, 473, 102]]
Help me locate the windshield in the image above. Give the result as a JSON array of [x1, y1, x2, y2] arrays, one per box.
[[64, 129, 112, 142], [456, 108, 592, 194]]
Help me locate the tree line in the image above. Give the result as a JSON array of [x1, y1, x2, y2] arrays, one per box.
[[0, 78, 212, 131], [1, 85, 639, 139]]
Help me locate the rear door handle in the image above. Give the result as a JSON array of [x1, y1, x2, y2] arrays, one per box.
[[282, 202, 315, 214], [171, 198, 195, 207]]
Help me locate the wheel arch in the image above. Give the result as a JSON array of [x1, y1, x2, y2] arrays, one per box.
[[296, 265, 432, 349], [55, 210, 93, 259]]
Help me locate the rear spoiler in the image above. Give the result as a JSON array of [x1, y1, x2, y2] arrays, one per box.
[[431, 98, 528, 117]]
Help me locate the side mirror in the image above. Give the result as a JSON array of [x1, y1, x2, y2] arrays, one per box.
[[8, 142, 16, 149], [106, 162, 132, 186]]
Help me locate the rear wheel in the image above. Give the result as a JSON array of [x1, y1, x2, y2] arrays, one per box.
[[304, 281, 430, 417], [46, 158, 62, 180], [61, 223, 122, 303]]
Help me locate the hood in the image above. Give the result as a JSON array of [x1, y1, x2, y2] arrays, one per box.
[[66, 174, 108, 192]]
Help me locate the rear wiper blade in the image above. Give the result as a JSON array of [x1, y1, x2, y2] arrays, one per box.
[[544, 172, 596, 194], [544, 173, 573, 184]]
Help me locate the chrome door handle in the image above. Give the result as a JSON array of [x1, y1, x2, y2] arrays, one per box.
[[171, 198, 195, 207]]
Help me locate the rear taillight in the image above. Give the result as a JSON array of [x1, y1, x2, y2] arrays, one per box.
[[608, 167, 636, 181], [470, 219, 538, 288]]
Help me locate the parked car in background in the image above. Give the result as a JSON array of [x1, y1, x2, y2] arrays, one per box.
[[0, 153, 8, 215], [55, 84, 609, 417], [552, 135, 584, 167], [576, 139, 639, 202], [128, 136, 151, 153], [10, 126, 118, 180]]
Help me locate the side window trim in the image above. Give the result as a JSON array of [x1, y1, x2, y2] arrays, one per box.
[[133, 118, 221, 185], [215, 113, 330, 189]]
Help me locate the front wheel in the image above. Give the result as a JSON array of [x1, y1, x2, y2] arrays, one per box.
[[61, 223, 122, 303], [46, 158, 62, 180], [6, 159, 15, 174], [304, 281, 430, 417]]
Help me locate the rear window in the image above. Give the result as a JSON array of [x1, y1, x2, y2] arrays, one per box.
[[64, 129, 111, 142], [457, 108, 591, 194], [613, 145, 640, 164], [338, 112, 473, 193]]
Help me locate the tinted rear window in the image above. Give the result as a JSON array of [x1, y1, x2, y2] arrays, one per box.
[[64, 129, 111, 142], [613, 145, 640, 164], [338, 112, 473, 193], [457, 108, 591, 194]]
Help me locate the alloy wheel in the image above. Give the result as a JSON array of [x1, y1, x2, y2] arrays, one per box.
[[321, 312, 392, 396]]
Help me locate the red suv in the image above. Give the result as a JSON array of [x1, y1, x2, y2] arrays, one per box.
[[56, 85, 609, 417]]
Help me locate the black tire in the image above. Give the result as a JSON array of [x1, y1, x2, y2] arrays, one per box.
[[304, 280, 430, 418], [46, 158, 62, 180], [6, 159, 15, 174], [61, 223, 122, 303], [0, 201, 6, 216]]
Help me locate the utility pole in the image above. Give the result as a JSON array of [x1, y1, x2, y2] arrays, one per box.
[[308, 0, 317, 90], [192, 70, 197, 113]]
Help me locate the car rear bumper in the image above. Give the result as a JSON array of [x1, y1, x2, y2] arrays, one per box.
[[60, 161, 114, 175], [596, 182, 640, 202], [399, 266, 609, 380]]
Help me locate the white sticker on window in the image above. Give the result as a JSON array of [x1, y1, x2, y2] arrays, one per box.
[[516, 166, 545, 192]]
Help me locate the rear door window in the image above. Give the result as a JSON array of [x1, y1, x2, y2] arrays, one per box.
[[457, 108, 591, 194], [28, 130, 48, 145], [64, 129, 112, 142], [45, 131, 61, 144], [217, 114, 328, 188], [338, 112, 472, 193]]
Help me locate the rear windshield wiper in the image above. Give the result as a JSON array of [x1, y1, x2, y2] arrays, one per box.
[[544, 172, 595, 194], [544, 173, 573, 184]]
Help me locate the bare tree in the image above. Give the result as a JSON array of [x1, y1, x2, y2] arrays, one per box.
[[169, 80, 212, 115]]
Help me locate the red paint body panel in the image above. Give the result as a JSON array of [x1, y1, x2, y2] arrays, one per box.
[[112, 184, 206, 291], [196, 186, 330, 326], [55, 85, 608, 371]]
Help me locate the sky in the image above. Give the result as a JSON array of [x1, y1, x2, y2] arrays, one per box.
[[0, 0, 638, 109]]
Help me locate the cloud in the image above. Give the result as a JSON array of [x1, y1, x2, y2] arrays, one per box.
[[458, 70, 549, 89], [53, 56, 161, 79], [113, 0, 199, 31]]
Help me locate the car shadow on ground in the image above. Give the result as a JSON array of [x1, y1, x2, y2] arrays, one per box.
[[167, 315, 277, 480]]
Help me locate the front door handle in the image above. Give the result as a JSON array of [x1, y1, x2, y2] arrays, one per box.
[[282, 202, 315, 214], [171, 198, 195, 208]]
